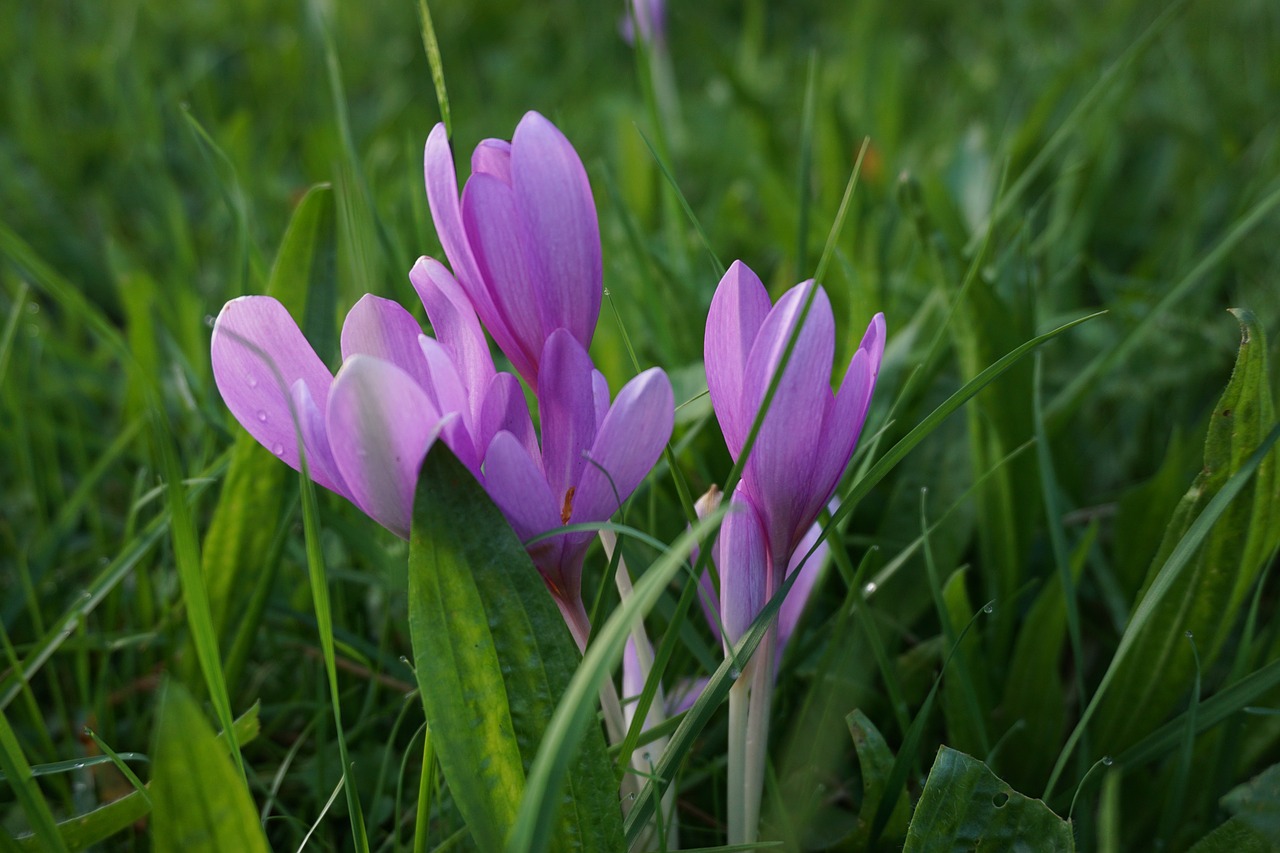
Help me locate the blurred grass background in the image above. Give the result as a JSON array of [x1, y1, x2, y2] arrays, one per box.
[[2, 0, 1279, 849]]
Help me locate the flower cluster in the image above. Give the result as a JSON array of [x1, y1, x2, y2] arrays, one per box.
[[212, 112, 673, 625]]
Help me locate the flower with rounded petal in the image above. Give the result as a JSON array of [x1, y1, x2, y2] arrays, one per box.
[[424, 111, 602, 391], [704, 259, 884, 637], [481, 329, 674, 613]]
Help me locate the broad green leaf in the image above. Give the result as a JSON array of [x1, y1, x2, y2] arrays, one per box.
[[1095, 311, 1278, 751], [1220, 762, 1280, 843], [408, 445, 623, 852], [904, 747, 1074, 852], [149, 681, 269, 853], [203, 184, 334, 649], [1186, 818, 1271, 853], [847, 710, 910, 844]]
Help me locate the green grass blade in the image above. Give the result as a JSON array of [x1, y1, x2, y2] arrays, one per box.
[[152, 412, 244, 783], [510, 508, 728, 853], [414, 0, 451, 136], [297, 450, 370, 851], [1046, 420, 1280, 799], [149, 681, 269, 853], [0, 707, 67, 852]]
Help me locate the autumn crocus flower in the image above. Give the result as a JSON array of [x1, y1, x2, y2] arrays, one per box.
[[482, 328, 674, 647], [705, 259, 884, 844], [706, 260, 884, 641], [424, 111, 601, 392], [210, 258, 534, 540]]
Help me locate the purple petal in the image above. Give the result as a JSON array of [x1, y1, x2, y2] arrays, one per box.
[[742, 282, 836, 561], [210, 296, 344, 495], [481, 430, 560, 541], [720, 487, 768, 648], [326, 355, 443, 539], [705, 261, 772, 458], [802, 348, 874, 525], [511, 111, 602, 349], [417, 335, 480, 473], [409, 257, 496, 408], [478, 372, 538, 460], [698, 569, 723, 647], [592, 369, 611, 429], [339, 294, 432, 392], [799, 314, 883, 523], [291, 379, 345, 496], [482, 430, 568, 595], [572, 367, 673, 524], [424, 124, 487, 308], [779, 514, 832, 650], [461, 172, 546, 384], [537, 330, 598, 509], [666, 676, 708, 716], [471, 139, 512, 184]]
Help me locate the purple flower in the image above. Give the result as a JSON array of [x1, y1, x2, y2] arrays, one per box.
[[705, 260, 884, 643], [423, 111, 602, 392], [620, 0, 666, 47], [210, 259, 533, 540], [482, 328, 674, 621]]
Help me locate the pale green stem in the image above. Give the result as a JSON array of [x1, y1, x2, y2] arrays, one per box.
[[559, 595, 628, 751], [726, 656, 754, 845], [743, 626, 776, 843], [602, 529, 679, 851]]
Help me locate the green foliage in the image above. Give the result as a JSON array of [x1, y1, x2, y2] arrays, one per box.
[[905, 747, 1074, 852], [3, 0, 1280, 849], [149, 681, 269, 853], [1095, 311, 1279, 752], [408, 446, 623, 852]]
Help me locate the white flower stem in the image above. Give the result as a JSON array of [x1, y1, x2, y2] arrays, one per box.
[[560, 595, 629, 750], [726, 656, 753, 845], [602, 529, 679, 851]]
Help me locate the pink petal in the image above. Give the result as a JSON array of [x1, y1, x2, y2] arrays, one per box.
[[326, 355, 443, 539], [482, 430, 568, 594], [720, 487, 768, 648], [537, 330, 598, 507], [511, 111, 602, 349], [424, 124, 487, 308], [572, 367, 673, 524], [741, 281, 836, 561], [471, 139, 512, 184], [705, 261, 772, 458], [779, 512, 832, 650], [290, 379, 345, 496], [339, 294, 431, 392], [409, 257, 496, 410], [478, 372, 538, 461], [461, 172, 547, 384], [802, 349, 873, 525], [210, 296, 344, 495]]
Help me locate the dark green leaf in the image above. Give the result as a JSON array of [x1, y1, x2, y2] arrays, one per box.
[[408, 445, 622, 852], [904, 747, 1074, 852]]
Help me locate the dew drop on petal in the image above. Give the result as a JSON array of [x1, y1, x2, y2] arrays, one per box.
[[246, 374, 258, 388], [256, 410, 268, 423], [271, 443, 284, 456]]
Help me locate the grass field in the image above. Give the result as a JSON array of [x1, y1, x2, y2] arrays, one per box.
[[2, 0, 1280, 850]]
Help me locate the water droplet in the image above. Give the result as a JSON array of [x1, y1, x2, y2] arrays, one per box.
[[246, 374, 258, 388], [862, 581, 878, 596], [728, 667, 742, 681], [256, 410, 268, 422], [1101, 756, 1114, 766], [1184, 630, 1194, 639], [983, 604, 995, 614], [271, 443, 284, 456], [204, 314, 216, 328], [356, 446, 369, 457]]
